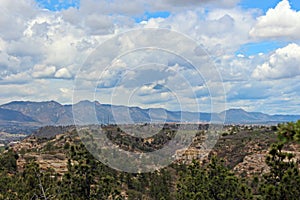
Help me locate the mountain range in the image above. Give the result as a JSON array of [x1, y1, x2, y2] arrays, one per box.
[[0, 100, 299, 134]]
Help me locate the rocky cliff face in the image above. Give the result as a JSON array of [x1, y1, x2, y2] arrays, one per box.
[[11, 128, 80, 175]]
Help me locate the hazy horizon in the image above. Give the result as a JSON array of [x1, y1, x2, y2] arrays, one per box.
[[1, 99, 300, 116]]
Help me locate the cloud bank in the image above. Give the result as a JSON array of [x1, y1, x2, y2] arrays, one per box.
[[0, 0, 299, 114]]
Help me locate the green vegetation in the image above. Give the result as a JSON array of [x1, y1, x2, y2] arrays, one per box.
[[177, 158, 253, 200], [0, 121, 299, 199], [0, 146, 5, 153], [0, 149, 18, 172], [277, 120, 300, 143], [258, 120, 300, 200]]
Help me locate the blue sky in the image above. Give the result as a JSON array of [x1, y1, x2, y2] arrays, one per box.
[[0, 0, 300, 114], [135, 11, 170, 22], [36, 0, 300, 13], [239, 0, 300, 11], [36, 0, 79, 11], [235, 41, 289, 56]]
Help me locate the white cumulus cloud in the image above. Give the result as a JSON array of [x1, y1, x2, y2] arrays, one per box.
[[252, 43, 300, 80], [250, 0, 300, 40], [32, 64, 56, 78], [55, 68, 72, 79]]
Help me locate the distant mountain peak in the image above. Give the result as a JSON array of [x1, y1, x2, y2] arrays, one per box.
[[0, 100, 299, 135], [221, 108, 248, 114], [3, 100, 62, 106], [228, 108, 246, 111], [75, 100, 101, 105], [229, 108, 249, 111]]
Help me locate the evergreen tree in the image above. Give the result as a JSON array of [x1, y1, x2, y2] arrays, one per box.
[[259, 121, 300, 200], [177, 158, 253, 200]]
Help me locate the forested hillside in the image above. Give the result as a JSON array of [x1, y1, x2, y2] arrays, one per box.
[[0, 121, 299, 199]]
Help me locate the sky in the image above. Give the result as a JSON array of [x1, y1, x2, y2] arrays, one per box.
[[0, 0, 300, 114]]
